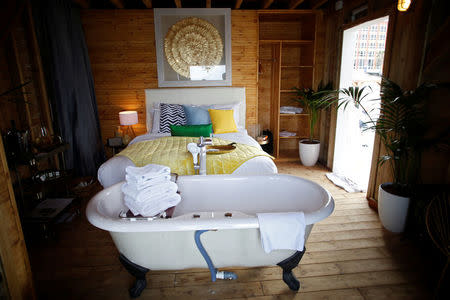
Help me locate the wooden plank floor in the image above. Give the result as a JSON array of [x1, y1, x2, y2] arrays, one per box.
[[29, 162, 432, 299]]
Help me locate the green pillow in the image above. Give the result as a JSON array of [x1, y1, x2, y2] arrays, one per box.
[[170, 124, 212, 137]]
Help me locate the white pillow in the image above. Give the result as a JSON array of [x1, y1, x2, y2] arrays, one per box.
[[150, 102, 160, 133], [208, 102, 241, 128]]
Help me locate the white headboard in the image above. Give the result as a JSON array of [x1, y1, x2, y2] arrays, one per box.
[[145, 87, 246, 132]]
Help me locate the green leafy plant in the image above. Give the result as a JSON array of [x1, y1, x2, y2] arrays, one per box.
[[340, 77, 439, 195], [293, 82, 338, 143]]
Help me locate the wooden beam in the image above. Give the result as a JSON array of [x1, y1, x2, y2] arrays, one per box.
[[73, 0, 90, 8], [142, 0, 152, 8], [235, 0, 243, 9], [289, 0, 305, 9], [26, 1, 54, 136], [261, 0, 274, 9], [174, 0, 182, 8], [206, 0, 211, 8], [110, 0, 124, 8], [0, 121, 36, 300], [310, 0, 328, 9]]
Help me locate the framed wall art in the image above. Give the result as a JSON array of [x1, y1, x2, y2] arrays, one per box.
[[154, 8, 232, 87]]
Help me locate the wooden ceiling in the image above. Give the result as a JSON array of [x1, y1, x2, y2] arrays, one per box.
[[73, 0, 329, 10]]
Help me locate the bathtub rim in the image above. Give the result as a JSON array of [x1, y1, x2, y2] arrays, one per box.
[[86, 174, 334, 233]]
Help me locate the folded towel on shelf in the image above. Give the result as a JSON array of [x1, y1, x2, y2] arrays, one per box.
[[280, 106, 303, 114], [125, 164, 171, 185], [279, 131, 297, 137], [257, 212, 306, 253]]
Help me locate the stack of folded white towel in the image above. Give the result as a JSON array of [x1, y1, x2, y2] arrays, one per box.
[[121, 164, 181, 217], [280, 106, 303, 114], [279, 130, 297, 137]]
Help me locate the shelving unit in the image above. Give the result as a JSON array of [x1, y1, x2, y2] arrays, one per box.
[[257, 11, 317, 159]]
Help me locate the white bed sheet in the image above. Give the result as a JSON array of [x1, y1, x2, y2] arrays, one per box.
[[98, 132, 277, 188]]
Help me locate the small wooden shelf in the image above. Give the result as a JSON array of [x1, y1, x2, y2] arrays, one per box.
[[279, 136, 308, 139], [258, 11, 316, 159], [275, 149, 299, 162], [259, 39, 314, 44], [280, 113, 308, 117], [281, 65, 313, 68]]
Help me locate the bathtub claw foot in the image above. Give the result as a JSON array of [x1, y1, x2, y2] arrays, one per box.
[[277, 248, 306, 292], [119, 253, 149, 298]]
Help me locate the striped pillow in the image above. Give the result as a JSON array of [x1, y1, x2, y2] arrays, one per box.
[[159, 103, 187, 133]]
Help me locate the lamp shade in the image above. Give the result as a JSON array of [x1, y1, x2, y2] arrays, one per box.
[[119, 111, 138, 126]]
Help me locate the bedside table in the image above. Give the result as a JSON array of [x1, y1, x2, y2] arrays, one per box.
[[106, 138, 126, 156]]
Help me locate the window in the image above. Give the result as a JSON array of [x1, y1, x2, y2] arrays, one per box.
[[368, 51, 374, 57], [358, 59, 364, 68], [375, 58, 383, 68], [360, 42, 366, 48], [369, 42, 376, 49], [371, 25, 378, 31], [368, 59, 374, 68], [370, 34, 377, 40]]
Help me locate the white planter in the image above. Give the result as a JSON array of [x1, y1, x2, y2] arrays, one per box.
[[378, 183, 410, 233], [299, 139, 320, 167]]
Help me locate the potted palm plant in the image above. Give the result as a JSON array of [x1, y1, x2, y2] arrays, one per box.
[[340, 78, 438, 232], [293, 83, 337, 166]]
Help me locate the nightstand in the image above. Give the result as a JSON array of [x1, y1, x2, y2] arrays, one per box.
[[106, 138, 126, 156]]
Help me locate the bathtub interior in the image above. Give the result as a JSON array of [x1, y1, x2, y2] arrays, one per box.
[[173, 175, 329, 217]]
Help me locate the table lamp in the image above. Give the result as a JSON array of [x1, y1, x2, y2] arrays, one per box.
[[119, 111, 138, 144]]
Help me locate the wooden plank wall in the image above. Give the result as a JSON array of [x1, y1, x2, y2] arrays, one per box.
[[0, 9, 52, 140], [0, 137, 35, 299], [81, 10, 258, 141]]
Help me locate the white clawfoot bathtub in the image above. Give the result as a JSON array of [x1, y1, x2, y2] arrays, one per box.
[[87, 174, 334, 297]]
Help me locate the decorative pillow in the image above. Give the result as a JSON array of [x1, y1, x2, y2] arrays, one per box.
[[159, 103, 187, 133], [170, 124, 212, 137], [208, 102, 240, 128], [208, 109, 238, 134], [183, 105, 211, 125]]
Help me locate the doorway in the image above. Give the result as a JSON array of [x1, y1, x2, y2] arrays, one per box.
[[331, 16, 389, 192]]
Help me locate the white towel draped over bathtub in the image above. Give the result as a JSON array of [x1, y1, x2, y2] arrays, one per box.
[[122, 163, 180, 216], [257, 212, 306, 253]]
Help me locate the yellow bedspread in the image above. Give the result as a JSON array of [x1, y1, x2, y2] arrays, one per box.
[[117, 136, 273, 175]]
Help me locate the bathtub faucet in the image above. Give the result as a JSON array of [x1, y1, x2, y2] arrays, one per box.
[[197, 136, 212, 175], [188, 136, 212, 175]]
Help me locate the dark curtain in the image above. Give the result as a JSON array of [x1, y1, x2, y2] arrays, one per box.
[[32, 0, 105, 176]]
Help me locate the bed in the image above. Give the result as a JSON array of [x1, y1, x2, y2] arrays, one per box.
[[97, 87, 277, 188]]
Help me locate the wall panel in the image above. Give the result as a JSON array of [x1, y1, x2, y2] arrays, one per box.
[[81, 10, 258, 141]]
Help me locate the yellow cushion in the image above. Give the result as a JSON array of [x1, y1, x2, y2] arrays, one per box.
[[208, 109, 238, 134]]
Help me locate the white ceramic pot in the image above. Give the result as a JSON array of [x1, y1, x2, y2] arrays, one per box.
[[299, 139, 320, 166], [378, 183, 410, 233]]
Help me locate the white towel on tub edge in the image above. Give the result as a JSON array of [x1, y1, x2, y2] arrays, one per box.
[[257, 212, 306, 253]]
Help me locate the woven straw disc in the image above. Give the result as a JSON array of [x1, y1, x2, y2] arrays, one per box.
[[164, 17, 223, 78]]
